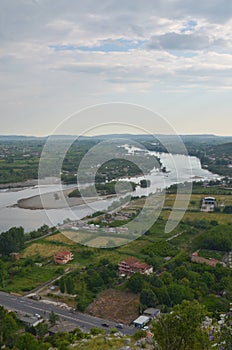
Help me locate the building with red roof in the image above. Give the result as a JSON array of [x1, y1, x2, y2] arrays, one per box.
[[54, 250, 73, 265], [191, 251, 220, 267], [118, 257, 153, 276]]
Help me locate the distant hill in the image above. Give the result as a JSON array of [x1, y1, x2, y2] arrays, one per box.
[[180, 135, 232, 145], [208, 142, 232, 157], [0, 135, 46, 141], [0, 134, 231, 144], [201, 142, 232, 177]]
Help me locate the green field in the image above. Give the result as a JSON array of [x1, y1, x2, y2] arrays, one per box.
[[1, 189, 232, 295]]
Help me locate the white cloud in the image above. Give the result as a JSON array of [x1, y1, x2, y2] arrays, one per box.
[[0, 0, 232, 135]]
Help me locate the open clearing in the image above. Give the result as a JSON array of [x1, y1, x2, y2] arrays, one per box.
[[61, 230, 96, 244], [161, 209, 232, 224], [23, 243, 66, 258], [87, 289, 140, 324], [85, 236, 129, 248], [45, 232, 74, 245]]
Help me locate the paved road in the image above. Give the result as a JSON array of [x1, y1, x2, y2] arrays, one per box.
[[0, 291, 135, 335]]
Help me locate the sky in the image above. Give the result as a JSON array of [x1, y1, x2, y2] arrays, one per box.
[[0, 0, 232, 136]]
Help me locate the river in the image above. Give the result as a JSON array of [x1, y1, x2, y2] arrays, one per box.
[[0, 153, 219, 232]]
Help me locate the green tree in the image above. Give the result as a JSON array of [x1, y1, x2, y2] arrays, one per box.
[[36, 322, 48, 338], [195, 225, 232, 251], [0, 226, 25, 255], [57, 339, 70, 350], [0, 307, 18, 346], [66, 276, 75, 294], [127, 273, 145, 293], [202, 272, 215, 290], [160, 271, 173, 285], [153, 300, 210, 350], [15, 333, 39, 350], [133, 329, 147, 341], [40, 342, 53, 350], [86, 270, 104, 292], [167, 283, 194, 306], [49, 311, 59, 326], [59, 278, 65, 293], [223, 205, 232, 214], [173, 266, 189, 280], [140, 288, 158, 308], [154, 286, 171, 306], [76, 280, 93, 311], [0, 261, 7, 288]]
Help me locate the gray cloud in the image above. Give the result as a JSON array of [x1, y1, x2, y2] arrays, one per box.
[[0, 0, 232, 136], [1, 0, 231, 45], [148, 32, 212, 51], [176, 0, 232, 22]]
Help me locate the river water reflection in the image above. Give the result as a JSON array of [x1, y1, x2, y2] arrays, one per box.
[[0, 153, 219, 232]]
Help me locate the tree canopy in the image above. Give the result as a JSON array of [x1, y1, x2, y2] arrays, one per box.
[[153, 300, 210, 350]]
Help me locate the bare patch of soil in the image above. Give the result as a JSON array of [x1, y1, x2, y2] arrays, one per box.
[[87, 289, 140, 324]]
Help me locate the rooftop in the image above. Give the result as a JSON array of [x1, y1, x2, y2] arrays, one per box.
[[133, 315, 150, 325]]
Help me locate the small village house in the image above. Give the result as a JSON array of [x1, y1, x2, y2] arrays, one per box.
[[133, 315, 150, 328], [54, 250, 73, 265], [191, 251, 220, 267], [143, 308, 161, 319], [118, 257, 153, 276], [201, 197, 216, 212]]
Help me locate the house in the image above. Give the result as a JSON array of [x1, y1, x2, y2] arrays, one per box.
[[143, 308, 161, 319], [54, 250, 73, 265], [133, 315, 150, 328], [17, 314, 43, 327], [118, 257, 153, 276], [201, 197, 216, 212], [191, 251, 220, 267]]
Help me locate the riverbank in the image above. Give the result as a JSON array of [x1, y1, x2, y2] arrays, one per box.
[[15, 188, 117, 210], [0, 176, 62, 190], [0, 179, 38, 190], [0, 152, 219, 232]]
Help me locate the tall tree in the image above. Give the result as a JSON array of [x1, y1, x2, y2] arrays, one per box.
[[49, 311, 59, 326], [15, 333, 39, 350], [127, 273, 145, 293], [140, 288, 158, 308], [0, 307, 18, 346], [66, 276, 75, 294], [153, 300, 210, 350], [59, 277, 65, 293]]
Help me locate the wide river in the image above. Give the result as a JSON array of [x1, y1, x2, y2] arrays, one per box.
[[0, 153, 219, 232]]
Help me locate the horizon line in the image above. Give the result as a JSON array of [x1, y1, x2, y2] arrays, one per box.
[[0, 133, 232, 138]]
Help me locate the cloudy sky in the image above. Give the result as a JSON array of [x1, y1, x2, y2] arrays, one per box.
[[0, 0, 232, 136]]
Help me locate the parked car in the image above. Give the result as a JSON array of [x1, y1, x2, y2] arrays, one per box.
[[116, 323, 124, 329], [101, 323, 110, 328]]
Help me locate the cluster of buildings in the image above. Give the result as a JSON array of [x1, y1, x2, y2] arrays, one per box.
[[100, 210, 138, 224], [60, 220, 129, 234], [118, 257, 153, 276]]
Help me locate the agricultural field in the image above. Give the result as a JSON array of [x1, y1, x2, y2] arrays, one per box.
[[23, 242, 67, 258], [161, 209, 232, 224], [1, 184, 232, 313]]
